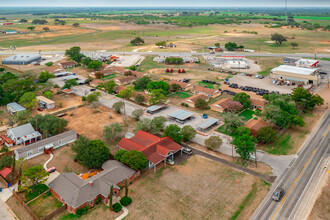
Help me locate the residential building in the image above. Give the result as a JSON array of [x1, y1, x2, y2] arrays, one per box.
[[7, 102, 26, 115], [114, 75, 137, 86], [114, 85, 128, 94], [183, 94, 209, 107], [89, 79, 105, 88], [4, 30, 17, 34], [294, 59, 319, 68], [270, 65, 320, 85], [191, 86, 221, 98], [1, 123, 41, 147], [244, 119, 270, 136], [15, 130, 77, 160], [123, 70, 149, 78], [168, 80, 193, 91], [60, 61, 77, 69], [2, 54, 41, 65], [132, 92, 151, 105], [118, 130, 183, 172], [44, 66, 65, 74], [49, 160, 136, 214], [210, 98, 243, 113], [36, 96, 56, 109], [250, 98, 267, 110], [110, 66, 127, 74], [226, 60, 248, 69]]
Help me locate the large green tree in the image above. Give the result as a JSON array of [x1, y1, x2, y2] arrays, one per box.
[[104, 80, 117, 94], [257, 126, 277, 144], [149, 89, 167, 105], [233, 92, 251, 109], [222, 112, 244, 134], [88, 61, 103, 70], [79, 140, 110, 169], [233, 134, 257, 162], [204, 136, 222, 150], [19, 92, 38, 109], [71, 135, 90, 161], [30, 114, 68, 137], [133, 76, 151, 90], [181, 125, 196, 142], [103, 123, 124, 142], [271, 33, 287, 46], [163, 124, 183, 144], [119, 86, 135, 99], [147, 81, 170, 95], [291, 87, 324, 111], [38, 71, 55, 83], [130, 37, 145, 46], [62, 79, 78, 89], [20, 165, 49, 193], [120, 150, 148, 170]]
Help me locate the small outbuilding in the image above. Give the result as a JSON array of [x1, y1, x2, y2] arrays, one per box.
[[36, 96, 55, 109], [7, 102, 26, 115]]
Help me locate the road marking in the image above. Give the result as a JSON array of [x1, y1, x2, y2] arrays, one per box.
[[271, 149, 316, 220], [323, 125, 330, 137]]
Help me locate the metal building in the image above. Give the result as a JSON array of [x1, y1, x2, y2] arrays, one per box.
[[1, 54, 42, 65]]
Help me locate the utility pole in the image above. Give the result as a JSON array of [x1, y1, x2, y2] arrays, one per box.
[[285, 0, 288, 23]]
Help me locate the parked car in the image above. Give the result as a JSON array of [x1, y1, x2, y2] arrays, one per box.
[[319, 71, 327, 75], [90, 88, 96, 91], [47, 167, 56, 173], [272, 187, 284, 202], [37, 107, 44, 111], [182, 147, 192, 155], [166, 158, 175, 166]]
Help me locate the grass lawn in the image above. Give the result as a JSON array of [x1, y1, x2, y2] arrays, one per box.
[[102, 74, 117, 80], [28, 191, 63, 218], [320, 58, 330, 61], [197, 81, 216, 89], [168, 91, 191, 99], [259, 135, 293, 155], [217, 124, 234, 136], [24, 184, 49, 202], [238, 109, 255, 121]]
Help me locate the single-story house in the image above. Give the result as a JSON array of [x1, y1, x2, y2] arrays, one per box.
[[250, 98, 267, 110], [110, 66, 126, 74], [123, 70, 149, 78], [7, 102, 26, 115], [168, 80, 193, 91], [244, 119, 271, 136], [183, 94, 209, 107], [114, 85, 128, 94], [210, 98, 243, 113], [114, 75, 137, 86], [36, 96, 56, 110], [61, 89, 74, 94], [89, 79, 105, 88], [191, 86, 221, 98], [44, 66, 65, 74], [2, 123, 41, 147], [49, 160, 136, 214], [132, 92, 151, 105], [60, 61, 77, 69], [118, 130, 183, 173], [15, 130, 77, 160]]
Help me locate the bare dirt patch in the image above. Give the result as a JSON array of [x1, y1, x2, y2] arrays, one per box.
[[126, 155, 269, 220], [308, 175, 330, 220], [6, 196, 34, 220], [63, 105, 123, 140]]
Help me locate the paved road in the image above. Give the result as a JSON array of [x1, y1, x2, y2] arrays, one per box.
[[0, 200, 15, 220], [1, 50, 330, 58], [252, 110, 330, 220]]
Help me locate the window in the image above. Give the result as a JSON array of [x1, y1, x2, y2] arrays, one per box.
[[58, 139, 63, 145], [27, 150, 33, 156], [38, 147, 44, 152]]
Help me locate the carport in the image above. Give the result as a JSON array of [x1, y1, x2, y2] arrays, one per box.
[[198, 118, 219, 131], [168, 110, 194, 123], [146, 105, 166, 114]]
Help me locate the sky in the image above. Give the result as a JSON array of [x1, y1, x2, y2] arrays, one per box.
[[1, 0, 330, 7]]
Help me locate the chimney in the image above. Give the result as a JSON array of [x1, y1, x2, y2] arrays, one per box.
[[88, 180, 93, 186]]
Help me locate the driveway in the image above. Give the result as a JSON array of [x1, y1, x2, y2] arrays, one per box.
[[0, 200, 15, 220]]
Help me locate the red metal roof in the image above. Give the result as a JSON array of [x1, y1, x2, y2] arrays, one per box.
[[0, 167, 12, 178]]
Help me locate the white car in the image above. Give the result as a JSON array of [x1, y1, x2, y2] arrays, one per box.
[[166, 158, 175, 166], [182, 147, 192, 155]]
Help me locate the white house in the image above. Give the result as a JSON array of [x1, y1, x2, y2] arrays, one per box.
[[3, 123, 42, 147], [36, 96, 56, 109]]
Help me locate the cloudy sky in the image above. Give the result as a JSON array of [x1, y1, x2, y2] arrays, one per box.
[[1, 0, 330, 7]]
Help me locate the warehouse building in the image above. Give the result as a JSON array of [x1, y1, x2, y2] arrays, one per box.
[[270, 65, 320, 86], [2, 54, 41, 65]]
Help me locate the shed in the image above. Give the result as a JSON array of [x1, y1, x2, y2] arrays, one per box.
[[36, 96, 56, 109], [7, 102, 26, 115]]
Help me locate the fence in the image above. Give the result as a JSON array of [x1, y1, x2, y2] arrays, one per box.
[[0, 174, 8, 188], [0, 64, 24, 74], [40, 204, 67, 220], [12, 190, 39, 220]]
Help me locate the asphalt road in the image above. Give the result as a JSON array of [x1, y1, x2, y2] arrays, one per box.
[[252, 111, 330, 220]]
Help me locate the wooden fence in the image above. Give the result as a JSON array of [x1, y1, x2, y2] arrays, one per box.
[[0, 64, 24, 74], [40, 204, 67, 220], [12, 190, 39, 220], [0, 174, 8, 187]]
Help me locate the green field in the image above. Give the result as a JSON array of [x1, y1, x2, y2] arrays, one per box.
[[238, 110, 255, 121], [168, 91, 191, 99]]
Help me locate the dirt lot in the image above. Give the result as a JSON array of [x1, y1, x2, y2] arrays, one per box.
[[39, 94, 83, 114], [308, 175, 330, 220], [6, 197, 34, 220], [125, 155, 269, 220], [63, 105, 123, 140], [26, 146, 88, 174]]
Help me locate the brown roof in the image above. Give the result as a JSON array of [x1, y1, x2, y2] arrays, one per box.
[[110, 66, 127, 73], [114, 85, 128, 93], [114, 75, 137, 84], [168, 80, 193, 89], [44, 66, 64, 73], [60, 61, 77, 67], [90, 79, 104, 86], [244, 119, 270, 132], [192, 86, 220, 96], [251, 98, 267, 107], [99, 69, 113, 75], [211, 98, 243, 110], [133, 91, 151, 102], [184, 94, 209, 104]]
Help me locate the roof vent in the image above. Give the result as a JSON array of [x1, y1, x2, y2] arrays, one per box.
[[88, 180, 93, 186]]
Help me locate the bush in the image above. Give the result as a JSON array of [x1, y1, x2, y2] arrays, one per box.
[[120, 196, 132, 206], [112, 203, 122, 213], [0, 147, 9, 153], [95, 197, 101, 205], [114, 150, 127, 161], [76, 206, 89, 216]]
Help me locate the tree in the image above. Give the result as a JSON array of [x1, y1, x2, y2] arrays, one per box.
[[109, 185, 113, 210], [194, 98, 209, 109], [72, 23, 80, 27], [103, 123, 124, 142], [135, 118, 152, 132], [291, 87, 324, 111], [151, 116, 167, 134], [204, 136, 222, 150], [225, 42, 238, 51], [45, 62, 53, 67], [223, 112, 244, 134], [181, 125, 196, 142], [114, 149, 127, 161], [86, 92, 101, 104], [88, 61, 102, 70], [39, 71, 55, 83], [71, 135, 90, 161], [27, 26, 36, 31], [11, 154, 16, 183], [215, 42, 220, 48], [20, 165, 49, 193], [62, 79, 78, 89], [133, 76, 151, 90], [134, 94, 146, 104], [13, 110, 32, 125], [257, 126, 277, 144], [19, 92, 37, 109], [43, 91, 53, 99], [170, 84, 181, 92], [19, 19, 28, 23], [149, 89, 167, 105], [147, 81, 169, 95], [233, 92, 251, 109], [0, 155, 12, 169], [95, 72, 104, 79], [125, 179, 128, 197], [104, 80, 117, 94], [290, 42, 298, 49], [43, 27, 50, 31], [119, 86, 134, 99], [130, 37, 145, 46], [30, 114, 68, 137], [79, 140, 110, 169], [112, 101, 124, 114], [155, 41, 166, 47], [163, 124, 183, 144], [271, 33, 287, 46], [82, 57, 92, 66], [65, 46, 81, 59], [120, 150, 148, 170], [132, 109, 144, 121], [165, 57, 183, 64], [233, 134, 257, 162]]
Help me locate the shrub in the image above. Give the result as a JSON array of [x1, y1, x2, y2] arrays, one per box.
[[112, 203, 122, 213], [0, 147, 9, 153], [76, 206, 89, 216], [120, 196, 132, 206], [114, 150, 127, 161], [95, 197, 101, 205]]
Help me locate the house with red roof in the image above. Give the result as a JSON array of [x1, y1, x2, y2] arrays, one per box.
[[117, 130, 183, 172]]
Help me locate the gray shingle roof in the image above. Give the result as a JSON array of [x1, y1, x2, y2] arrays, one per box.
[[9, 123, 35, 138], [7, 102, 26, 112], [49, 160, 135, 208]]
